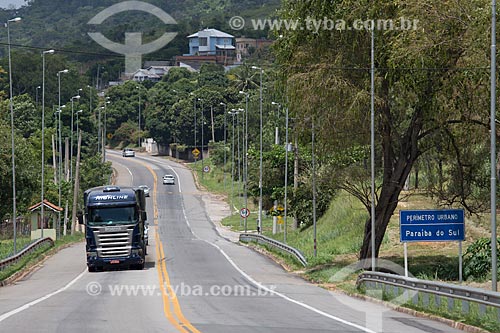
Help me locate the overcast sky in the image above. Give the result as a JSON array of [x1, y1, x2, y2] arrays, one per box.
[[0, 0, 26, 9]]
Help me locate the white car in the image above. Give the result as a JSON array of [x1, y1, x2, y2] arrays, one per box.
[[162, 174, 175, 185], [138, 185, 150, 197], [122, 148, 135, 157]]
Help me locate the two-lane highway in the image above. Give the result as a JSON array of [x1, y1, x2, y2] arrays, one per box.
[[0, 151, 466, 332]]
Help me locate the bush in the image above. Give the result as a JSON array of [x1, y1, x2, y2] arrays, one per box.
[[463, 237, 500, 280]]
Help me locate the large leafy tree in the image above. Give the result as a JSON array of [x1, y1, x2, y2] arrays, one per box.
[[274, 0, 492, 260]]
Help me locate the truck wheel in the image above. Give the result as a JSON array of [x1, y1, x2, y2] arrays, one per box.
[[88, 266, 96, 272]]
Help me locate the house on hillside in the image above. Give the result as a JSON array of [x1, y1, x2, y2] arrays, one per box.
[[131, 66, 172, 82], [175, 28, 236, 69], [235, 37, 273, 63]]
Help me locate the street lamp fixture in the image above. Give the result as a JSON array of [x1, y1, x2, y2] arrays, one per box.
[[6, 16, 21, 252]]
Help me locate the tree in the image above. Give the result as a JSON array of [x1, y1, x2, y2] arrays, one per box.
[[274, 1, 492, 260]]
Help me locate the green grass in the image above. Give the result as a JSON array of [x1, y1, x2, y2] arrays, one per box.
[[263, 192, 368, 266], [0, 237, 34, 260], [0, 233, 84, 282], [189, 158, 258, 228]]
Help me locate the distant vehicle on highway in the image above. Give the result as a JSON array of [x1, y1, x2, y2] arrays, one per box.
[[163, 174, 175, 185], [138, 185, 150, 197], [122, 148, 135, 157]]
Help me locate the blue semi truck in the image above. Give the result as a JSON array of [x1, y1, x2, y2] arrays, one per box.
[[79, 185, 148, 272]]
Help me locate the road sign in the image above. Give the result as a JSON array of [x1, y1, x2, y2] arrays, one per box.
[[277, 216, 284, 224], [192, 148, 200, 158], [240, 208, 250, 218], [400, 209, 465, 242], [203, 165, 210, 173]]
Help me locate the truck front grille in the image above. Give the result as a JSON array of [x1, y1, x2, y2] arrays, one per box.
[[91, 225, 135, 257]]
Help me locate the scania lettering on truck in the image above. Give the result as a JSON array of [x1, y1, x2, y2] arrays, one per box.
[[80, 185, 148, 272]]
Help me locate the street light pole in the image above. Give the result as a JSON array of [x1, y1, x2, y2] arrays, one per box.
[[229, 108, 244, 213], [239, 90, 249, 232], [220, 102, 227, 191], [57, 69, 68, 239], [76, 109, 83, 140], [7, 16, 21, 252], [102, 98, 110, 162], [229, 109, 237, 213], [312, 116, 317, 257], [191, 94, 197, 163], [284, 106, 290, 243], [252, 66, 263, 234], [70, 94, 80, 181], [56, 104, 65, 239], [271, 101, 281, 235], [36, 85, 40, 106], [136, 86, 141, 148], [198, 98, 204, 177], [271, 102, 280, 145], [490, 0, 498, 292], [41, 49, 55, 238]]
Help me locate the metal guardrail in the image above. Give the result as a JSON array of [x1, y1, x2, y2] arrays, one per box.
[[0, 237, 54, 272], [357, 271, 500, 320], [239, 233, 308, 267]]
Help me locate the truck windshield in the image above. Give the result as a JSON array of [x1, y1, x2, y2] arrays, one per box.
[[88, 206, 137, 226]]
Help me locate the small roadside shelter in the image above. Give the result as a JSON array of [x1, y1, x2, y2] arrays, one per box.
[[28, 199, 63, 240]]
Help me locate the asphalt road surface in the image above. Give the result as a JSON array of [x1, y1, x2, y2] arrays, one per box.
[[0, 151, 467, 333]]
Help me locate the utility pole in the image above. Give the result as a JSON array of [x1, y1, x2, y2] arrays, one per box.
[[490, 0, 498, 291], [71, 130, 82, 234], [210, 105, 215, 144], [293, 131, 299, 229], [252, 66, 263, 234], [239, 91, 249, 232]]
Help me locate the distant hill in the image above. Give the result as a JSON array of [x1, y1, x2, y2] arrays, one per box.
[[0, 0, 280, 66]]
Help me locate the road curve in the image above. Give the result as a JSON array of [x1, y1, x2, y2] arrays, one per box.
[[0, 151, 466, 333]]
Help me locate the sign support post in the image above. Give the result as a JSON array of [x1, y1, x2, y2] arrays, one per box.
[[404, 242, 408, 278], [459, 241, 463, 283], [400, 209, 465, 280]]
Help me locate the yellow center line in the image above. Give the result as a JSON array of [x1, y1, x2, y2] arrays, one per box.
[[154, 232, 188, 333], [129, 158, 200, 333]]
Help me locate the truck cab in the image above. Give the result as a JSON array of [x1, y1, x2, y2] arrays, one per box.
[[81, 185, 147, 272]]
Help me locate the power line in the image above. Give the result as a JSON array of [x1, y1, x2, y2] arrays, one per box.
[[0, 41, 123, 58]]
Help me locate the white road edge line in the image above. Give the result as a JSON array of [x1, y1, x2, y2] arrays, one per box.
[[0, 269, 87, 322], [122, 153, 374, 332], [205, 240, 376, 333], [166, 164, 376, 333]]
